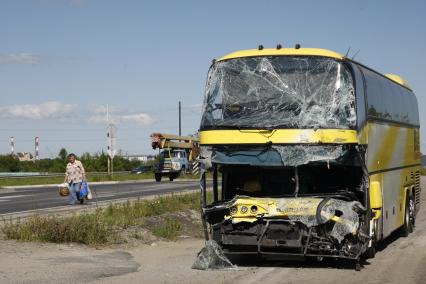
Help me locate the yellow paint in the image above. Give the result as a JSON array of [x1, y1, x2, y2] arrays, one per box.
[[371, 125, 399, 172], [372, 209, 382, 220], [218, 48, 344, 62], [385, 74, 412, 90], [370, 181, 383, 209], [225, 197, 355, 232], [199, 129, 358, 145], [366, 124, 420, 172]]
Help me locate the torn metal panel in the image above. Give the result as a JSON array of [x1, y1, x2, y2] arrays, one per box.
[[199, 144, 352, 168], [197, 146, 213, 172], [201, 56, 356, 130], [273, 145, 348, 167], [191, 240, 236, 270], [224, 196, 365, 243]]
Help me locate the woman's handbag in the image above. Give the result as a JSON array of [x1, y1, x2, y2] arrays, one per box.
[[58, 183, 70, 197]]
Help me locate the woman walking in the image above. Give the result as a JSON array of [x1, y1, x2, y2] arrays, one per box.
[[64, 153, 86, 205]]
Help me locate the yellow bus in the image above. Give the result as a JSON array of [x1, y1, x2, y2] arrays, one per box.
[[198, 46, 421, 266]]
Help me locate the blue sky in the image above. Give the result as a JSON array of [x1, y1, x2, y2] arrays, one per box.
[[1, 0, 425, 157]]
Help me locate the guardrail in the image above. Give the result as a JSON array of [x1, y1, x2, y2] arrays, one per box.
[[0, 171, 132, 179]]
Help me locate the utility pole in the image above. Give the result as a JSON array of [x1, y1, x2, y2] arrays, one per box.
[[179, 101, 181, 136], [106, 105, 117, 177]]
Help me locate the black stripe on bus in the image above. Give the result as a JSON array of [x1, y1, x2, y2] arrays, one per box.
[[369, 164, 421, 175]]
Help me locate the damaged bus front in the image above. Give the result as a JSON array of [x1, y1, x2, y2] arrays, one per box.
[[197, 47, 421, 263]]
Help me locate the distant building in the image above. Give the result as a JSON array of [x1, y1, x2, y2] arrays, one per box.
[[16, 152, 33, 162], [124, 154, 156, 162]]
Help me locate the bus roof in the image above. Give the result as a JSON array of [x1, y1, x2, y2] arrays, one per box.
[[217, 47, 412, 91], [218, 48, 344, 61], [385, 74, 412, 90]]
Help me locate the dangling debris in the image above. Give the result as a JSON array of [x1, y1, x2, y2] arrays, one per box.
[[191, 240, 236, 270]]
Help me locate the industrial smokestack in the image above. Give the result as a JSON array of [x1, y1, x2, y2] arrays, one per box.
[[10, 136, 15, 155], [35, 137, 39, 160]]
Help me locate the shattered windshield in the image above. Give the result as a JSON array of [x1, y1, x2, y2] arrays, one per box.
[[200, 56, 356, 129]]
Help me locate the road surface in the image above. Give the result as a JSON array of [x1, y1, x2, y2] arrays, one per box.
[[0, 180, 199, 215]]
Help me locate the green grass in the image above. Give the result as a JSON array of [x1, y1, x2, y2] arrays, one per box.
[[2, 191, 211, 245], [0, 172, 199, 187], [1, 211, 110, 245], [151, 218, 182, 240], [421, 167, 426, 176]]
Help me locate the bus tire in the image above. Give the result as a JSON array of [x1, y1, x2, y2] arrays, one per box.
[[399, 193, 414, 237], [363, 244, 376, 259], [155, 174, 162, 182]]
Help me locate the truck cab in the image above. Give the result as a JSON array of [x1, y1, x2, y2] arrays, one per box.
[[150, 133, 199, 182], [155, 148, 189, 182]]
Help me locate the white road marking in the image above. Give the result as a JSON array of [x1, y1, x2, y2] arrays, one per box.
[[94, 193, 116, 198], [0, 195, 29, 200]]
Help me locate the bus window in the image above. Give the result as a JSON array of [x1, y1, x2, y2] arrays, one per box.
[[201, 56, 356, 130]]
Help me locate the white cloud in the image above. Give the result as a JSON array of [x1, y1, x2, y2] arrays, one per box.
[[88, 104, 155, 125], [90, 104, 122, 115], [0, 53, 41, 65], [88, 114, 108, 124], [121, 113, 155, 125], [0, 101, 74, 119]]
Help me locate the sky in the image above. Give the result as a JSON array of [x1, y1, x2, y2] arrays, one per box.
[[1, 0, 426, 158]]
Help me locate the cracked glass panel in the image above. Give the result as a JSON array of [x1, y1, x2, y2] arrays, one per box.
[[199, 145, 350, 168], [319, 199, 364, 243], [192, 240, 236, 270], [273, 145, 347, 167], [201, 56, 356, 130]]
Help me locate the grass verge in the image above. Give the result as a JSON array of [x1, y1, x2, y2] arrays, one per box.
[[1, 192, 209, 245]]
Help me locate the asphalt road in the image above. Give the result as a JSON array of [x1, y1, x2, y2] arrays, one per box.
[[0, 180, 200, 215]]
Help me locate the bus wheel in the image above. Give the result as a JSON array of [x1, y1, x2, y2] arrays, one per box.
[[364, 219, 378, 259], [155, 174, 162, 182], [363, 244, 376, 259], [400, 194, 414, 237]]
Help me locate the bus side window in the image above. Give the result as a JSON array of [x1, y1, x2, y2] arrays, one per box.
[[351, 64, 367, 129]]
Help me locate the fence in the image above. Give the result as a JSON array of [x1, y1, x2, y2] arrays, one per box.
[[0, 171, 131, 180]]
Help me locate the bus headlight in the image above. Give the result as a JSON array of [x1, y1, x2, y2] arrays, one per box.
[[241, 206, 248, 214], [230, 206, 238, 215], [250, 205, 258, 214]]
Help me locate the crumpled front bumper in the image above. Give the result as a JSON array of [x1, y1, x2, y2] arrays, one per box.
[[206, 196, 369, 260]]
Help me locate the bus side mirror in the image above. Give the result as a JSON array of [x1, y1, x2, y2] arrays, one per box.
[[370, 181, 383, 209]]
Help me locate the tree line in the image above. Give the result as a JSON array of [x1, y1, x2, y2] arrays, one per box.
[[0, 148, 156, 173]]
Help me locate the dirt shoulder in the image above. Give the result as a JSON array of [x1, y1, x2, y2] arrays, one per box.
[[1, 180, 426, 284]]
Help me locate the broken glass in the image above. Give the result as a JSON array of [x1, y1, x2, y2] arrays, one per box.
[[200, 56, 356, 130], [282, 198, 364, 243], [191, 240, 236, 270], [199, 144, 350, 168], [273, 145, 347, 167]]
